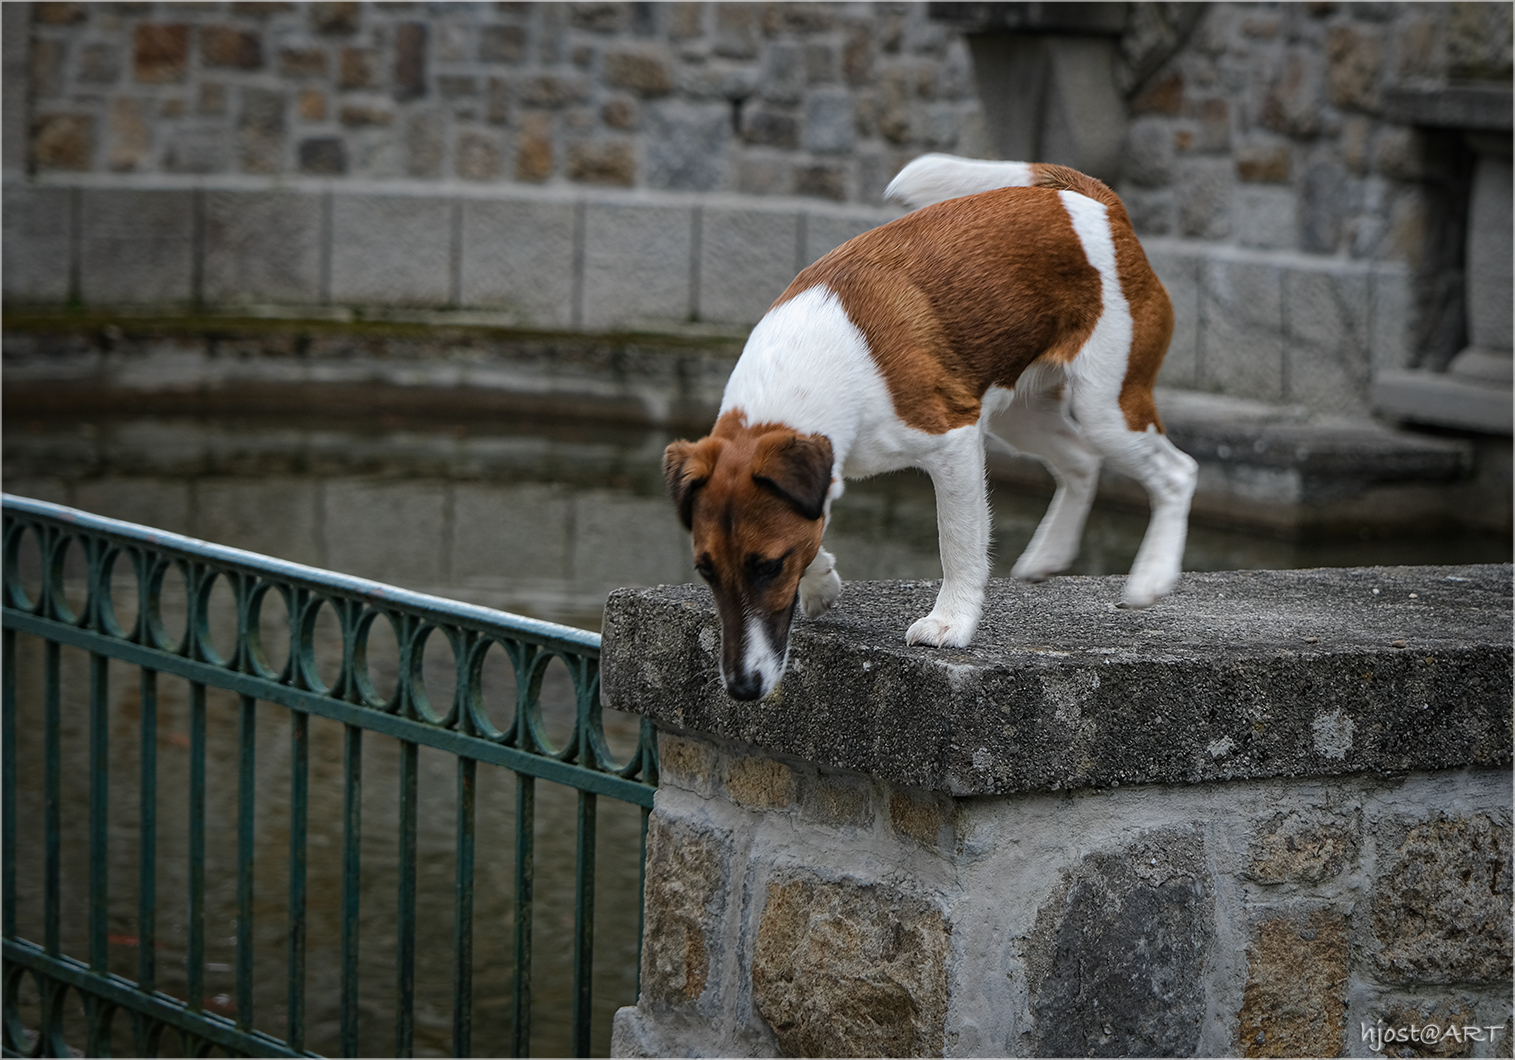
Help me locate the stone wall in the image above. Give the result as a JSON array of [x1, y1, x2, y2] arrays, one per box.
[[18, 0, 985, 201], [601, 567, 1514, 1058], [3, 2, 1511, 420]]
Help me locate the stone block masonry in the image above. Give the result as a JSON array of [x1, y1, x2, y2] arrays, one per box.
[[19, 1, 984, 202], [602, 565, 1513, 1057]]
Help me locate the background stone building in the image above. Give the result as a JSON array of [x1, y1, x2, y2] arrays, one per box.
[[3, 1, 1511, 430]]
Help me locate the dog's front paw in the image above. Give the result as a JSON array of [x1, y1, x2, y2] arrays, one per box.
[[799, 565, 841, 618], [905, 612, 976, 648]]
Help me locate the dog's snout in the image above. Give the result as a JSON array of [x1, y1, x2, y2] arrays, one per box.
[[725, 670, 766, 701]]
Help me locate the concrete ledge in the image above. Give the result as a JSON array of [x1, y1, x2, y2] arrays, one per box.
[[3, 177, 1416, 419], [1374, 368, 1515, 435], [602, 565, 1512, 796]]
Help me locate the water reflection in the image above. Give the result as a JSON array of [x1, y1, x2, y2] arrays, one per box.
[[3, 407, 1506, 1057]]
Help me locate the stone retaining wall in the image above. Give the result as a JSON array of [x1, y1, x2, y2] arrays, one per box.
[[602, 566, 1514, 1058], [0, 178, 1414, 418]]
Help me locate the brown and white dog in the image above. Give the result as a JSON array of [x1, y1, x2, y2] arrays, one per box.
[[664, 154, 1198, 701]]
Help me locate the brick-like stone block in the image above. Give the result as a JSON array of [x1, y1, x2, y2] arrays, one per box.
[[1143, 239, 1199, 389], [803, 211, 884, 266], [1027, 829, 1212, 1056], [1370, 814, 1513, 984], [329, 192, 452, 307], [641, 813, 730, 1006], [656, 731, 721, 796], [203, 189, 323, 304], [1285, 265, 1371, 418], [1200, 255, 1285, 401], [458, 197, 576, 326], [3, 184, 74, 302], [751, 871, 950, 1057], [321, 480, 446, 587], [451, 483, 571, 585], [194, 478, 321, 565], [581, 201, 692, 331], [698, 206, 799, 325], [1236, 911, 1348, 1057], [798, 770, 873, 828], [78, 188, 195, 303], [1370, 262, 1413, 374], [725, 754, 797, 808], [1246, 809, 1360, 884], [570, 493, 694, 588]]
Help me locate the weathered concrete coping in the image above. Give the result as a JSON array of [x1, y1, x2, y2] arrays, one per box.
[[602, 565, 1512, 796]]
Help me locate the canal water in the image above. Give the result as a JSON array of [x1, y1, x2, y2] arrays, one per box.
[[3, 406, 1508, 1058]]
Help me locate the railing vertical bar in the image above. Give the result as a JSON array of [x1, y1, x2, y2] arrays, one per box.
[[136, 668, 159, 1058], [287, 710, 308, 1055], [44, 639, 61, 957], [88, 651, 110, 977], [571, 789, 597, 1060], [395, 739, 418, 1058], [235, 693, 256, 1032], [452, 756, 475, 1060], [138, 669, 158, 993], [187, 680, 207, 1013], [2, 627, 16, 941], [339, 724, 362, 1059], [510, 773, 534, 1059]]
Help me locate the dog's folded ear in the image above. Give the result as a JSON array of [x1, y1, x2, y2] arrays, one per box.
[[752, 432, 834, 521], [664, 438, 722, 530]]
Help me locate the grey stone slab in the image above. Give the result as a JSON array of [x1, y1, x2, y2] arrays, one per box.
[[1232, 186, 1297, 251], [451, 482, 572, 583], [329, 192, 453, 308], [1373, 369, 1514, 434], [1142, 240, 1199, 389], [3, 184, 74, 303], [78, 188, 195, 304], [194, 478, 322, 565], [570, 491, 695, 590], [71, 479, 193, 536], [1199, 255, 1285, 402], [698, 206, 800, 325], [803, 212, 885, 266], [1369, 262, 1412, 374], [203, 189, 323, 305], [321, 479, 446, 587], [458, 198, 576, 327], [602, 564, 1513, 795], [581, 201, 692, 331], [1284, 265, 1371, 419]]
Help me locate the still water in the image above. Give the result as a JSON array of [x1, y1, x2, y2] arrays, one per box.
[[3, 406, 1506, 1057]]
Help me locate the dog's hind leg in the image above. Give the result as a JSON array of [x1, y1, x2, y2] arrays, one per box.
[[1071, 394, 1197, 607], [799, 546, 841, 618], [907, 424, 991, 647], [991, 365, 1103, 582]]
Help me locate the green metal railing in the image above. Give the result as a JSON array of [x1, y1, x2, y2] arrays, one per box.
[[1, 494, 657, 1057]]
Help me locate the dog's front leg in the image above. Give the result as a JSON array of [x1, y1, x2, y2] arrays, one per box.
[[798, 546, 841, 618], [907, 426, 990, 648]]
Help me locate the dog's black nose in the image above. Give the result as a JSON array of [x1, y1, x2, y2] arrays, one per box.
[[726, 671, 765, 701]]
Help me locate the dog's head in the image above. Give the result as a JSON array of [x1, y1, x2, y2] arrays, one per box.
[[664, 420, 834, 701]]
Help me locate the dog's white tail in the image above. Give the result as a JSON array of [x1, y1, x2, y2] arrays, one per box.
[[884, 154, 1039, 209], [885, 153, 1125, 216]]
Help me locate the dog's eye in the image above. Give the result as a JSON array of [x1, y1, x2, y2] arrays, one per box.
[[748, 555, 784, 583], [694, 557, 716, 582]]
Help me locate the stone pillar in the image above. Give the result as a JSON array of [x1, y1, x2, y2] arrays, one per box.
[[930, 2, 1129, 184], [1373, 84, 1513, 435], [603, 568, 1513, 1058]]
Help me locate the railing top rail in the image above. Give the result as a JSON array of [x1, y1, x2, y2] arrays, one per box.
[[2, 492, 600, 655]]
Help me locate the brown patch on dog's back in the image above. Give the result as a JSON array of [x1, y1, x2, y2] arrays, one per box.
[[774, 188, 1103, 434]]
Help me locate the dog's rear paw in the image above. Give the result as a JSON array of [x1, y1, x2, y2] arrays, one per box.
[[905, 613, 976, 648], [799, 566, 841, 618], [1121, 571, 1178, 608]]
